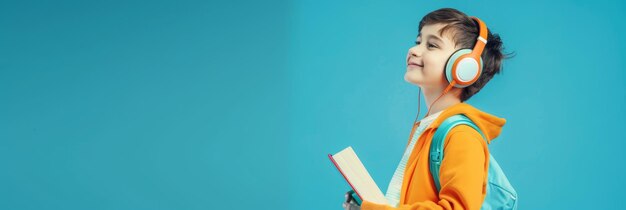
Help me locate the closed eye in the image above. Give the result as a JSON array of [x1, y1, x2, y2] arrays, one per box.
[[414, 41, 438, 49]]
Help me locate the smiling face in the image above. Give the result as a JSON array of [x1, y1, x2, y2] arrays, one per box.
[[405, 23, 460, 89]]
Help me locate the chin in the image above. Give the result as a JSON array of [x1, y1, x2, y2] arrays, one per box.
[[404, 73, 421, 86]]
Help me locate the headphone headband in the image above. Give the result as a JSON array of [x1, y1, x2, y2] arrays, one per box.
[[469, 16, 488, 58]]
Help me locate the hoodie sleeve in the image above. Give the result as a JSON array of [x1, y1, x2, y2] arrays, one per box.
[[361, 125, 488, 210]]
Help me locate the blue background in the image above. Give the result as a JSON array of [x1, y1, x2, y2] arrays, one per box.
[[1, 0, 624, 209]]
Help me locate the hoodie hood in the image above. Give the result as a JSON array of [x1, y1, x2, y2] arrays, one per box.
[[427, 102, 506, 144]]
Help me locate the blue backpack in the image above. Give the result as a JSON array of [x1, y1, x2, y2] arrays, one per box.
[[429, 114, 518, 210]]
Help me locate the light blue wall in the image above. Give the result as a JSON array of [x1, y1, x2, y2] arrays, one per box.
[[1, 0, 624, 210], [1, 0, 290, 209]]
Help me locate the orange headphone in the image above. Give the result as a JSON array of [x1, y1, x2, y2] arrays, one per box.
[[414, 16, 489, 124], [444, 16, 488, 90]]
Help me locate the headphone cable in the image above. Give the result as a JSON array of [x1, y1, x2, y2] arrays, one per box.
[[413, 81, 456, 125]]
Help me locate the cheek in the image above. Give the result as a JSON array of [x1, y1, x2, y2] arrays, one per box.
[[423, 53, 448, 76]]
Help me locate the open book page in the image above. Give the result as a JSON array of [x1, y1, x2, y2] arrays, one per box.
[[329, 146, 389, 205]]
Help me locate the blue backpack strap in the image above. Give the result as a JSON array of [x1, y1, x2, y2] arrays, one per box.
[[429, 114, 487, 192]]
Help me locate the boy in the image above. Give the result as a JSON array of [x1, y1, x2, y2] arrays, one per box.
[[343, 8, 511, 210]]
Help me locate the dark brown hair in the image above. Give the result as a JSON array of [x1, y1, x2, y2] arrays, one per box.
[[418, 8, 514, 102]]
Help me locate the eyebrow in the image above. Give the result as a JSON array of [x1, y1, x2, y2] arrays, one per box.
[[417, 34, 444, 42]]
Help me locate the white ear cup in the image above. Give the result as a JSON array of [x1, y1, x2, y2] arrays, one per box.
[[456, 57, 480, 82], [444, 49, 484, 88]]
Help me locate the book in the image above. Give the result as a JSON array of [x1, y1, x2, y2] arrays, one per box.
[[328, 146, 389, 205]]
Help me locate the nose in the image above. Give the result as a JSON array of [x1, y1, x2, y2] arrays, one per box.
[[406, 45, 421, 64]]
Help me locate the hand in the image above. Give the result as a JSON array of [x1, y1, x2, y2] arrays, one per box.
[[343, 190, 361, 210]]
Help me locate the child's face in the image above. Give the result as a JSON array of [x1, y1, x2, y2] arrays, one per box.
[[405, 23, 459, 89]]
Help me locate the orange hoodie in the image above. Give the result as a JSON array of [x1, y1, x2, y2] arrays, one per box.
[[362, 102, 506, 210]]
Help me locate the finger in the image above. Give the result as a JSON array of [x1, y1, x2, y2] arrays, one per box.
[[345, 194, 354, 203], [348, 202, 359, 210]]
